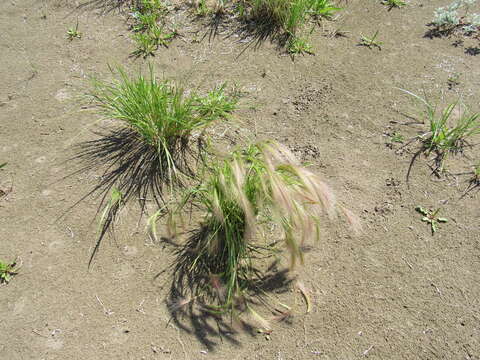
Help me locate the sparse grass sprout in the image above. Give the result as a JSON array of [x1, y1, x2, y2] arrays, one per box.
[[359, 30, 383, 49], [67, 22, 82, 40], [0, 259, 20, 284]]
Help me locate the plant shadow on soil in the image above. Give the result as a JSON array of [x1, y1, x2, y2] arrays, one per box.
[[201, 10, 289, 54], [72, 0, 314, 349], [465, 46, 480, 56], [67, 126, 205, 265], [70, 128, 294, 347], [162, 227, 294, 350], [77, 0, 290, 54], [423, 25, 480, 56], [76, 0, 134, 14]]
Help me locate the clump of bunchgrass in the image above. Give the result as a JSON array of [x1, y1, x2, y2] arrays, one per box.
[[130, 0, 177, 57], [90, 66, 237, 190], [190, 0, 340, 53], [167, 141, 359, 318], [80, 66, 238, 265], [248, 0, 340, 36], [399, 89, 480, 180]]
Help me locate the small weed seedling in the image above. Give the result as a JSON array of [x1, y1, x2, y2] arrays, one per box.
[[359, 30, 383, 49], [130, 0, 176, 57], [0, 162, 10, 199], [67, 22, 82, 40], [461, 162, 480, 197], [415, 206, 448, 234], [447, 73, 461, 89], [472, 162, 480, 183], [382, 0, 406, 10], [0, 259, 20, 284], [287, 37, 314, 55], [390, 132, 405, 143]]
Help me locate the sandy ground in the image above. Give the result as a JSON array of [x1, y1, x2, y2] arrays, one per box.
[[1, 0, 479, 359]]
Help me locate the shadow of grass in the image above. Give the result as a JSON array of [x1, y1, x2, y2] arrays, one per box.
[[460, 176, 480, 199], [465, 46, 480, 56], [67, 126, 206, 265], [163, 226, 293, 350], [424, 27, 454, 39], [188, 7, 288, 55], [423, 24, 480, 56], [77, 0, 291, 54], [76, 0, 135, 13]]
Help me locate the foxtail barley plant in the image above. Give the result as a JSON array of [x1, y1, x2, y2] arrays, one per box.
[[167, 141, 359, 317]]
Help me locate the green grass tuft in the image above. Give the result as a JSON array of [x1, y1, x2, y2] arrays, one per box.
[[404, 90, 480, 171], [91, 66, 237, 187], [398, 89, 480, 182], [83, 66, 238, 266], [248, 0, 340, 37], [190, 0, 340, 52], [130, 0, 175, 57]]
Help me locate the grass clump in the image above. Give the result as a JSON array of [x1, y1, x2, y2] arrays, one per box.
[[400, 90, 480, 180], [168, 141, 358, 317], [191, 0, 340, 53], [81, 66, 238, 265], [247, 0, 340, 36], [90, 66, 237, 189], [130, 0, 177, 57]]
